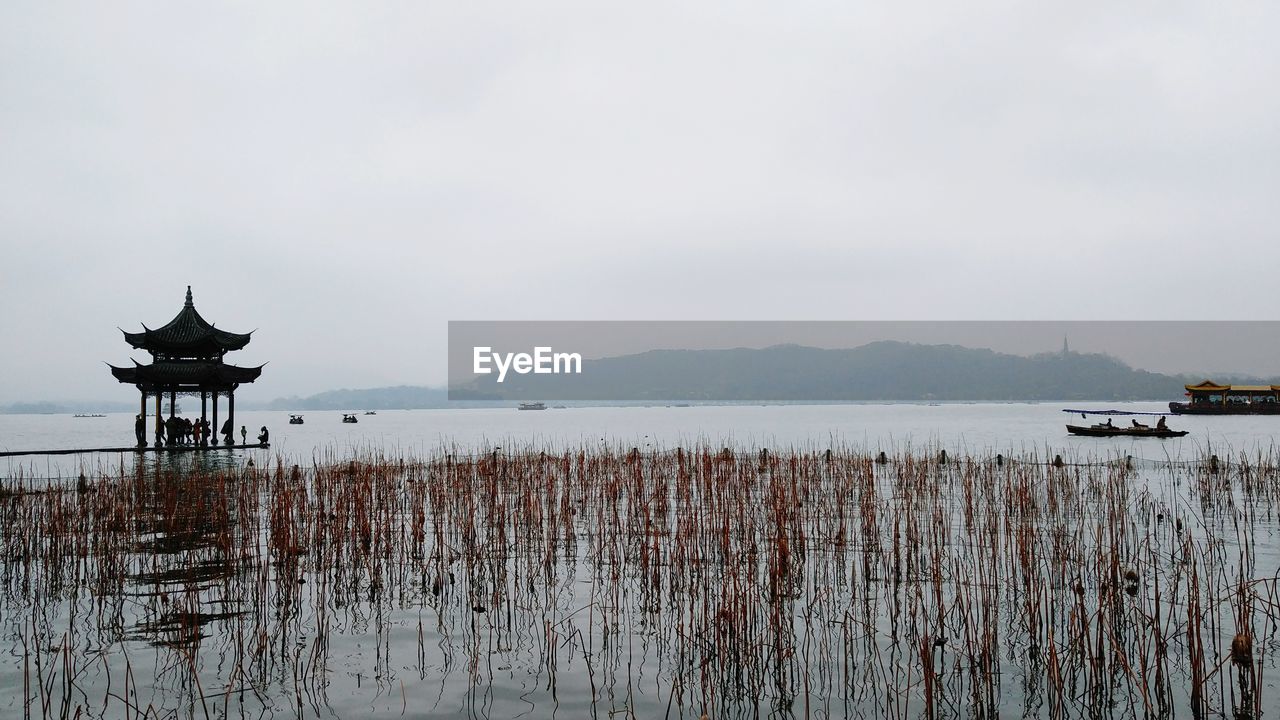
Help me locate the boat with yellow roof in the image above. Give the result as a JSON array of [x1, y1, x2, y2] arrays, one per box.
[[1169, 380, 1280, 415]]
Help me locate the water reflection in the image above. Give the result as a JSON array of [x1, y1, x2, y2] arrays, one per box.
[[124, 468, 246, 649]]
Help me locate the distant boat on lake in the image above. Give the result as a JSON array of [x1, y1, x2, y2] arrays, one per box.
[[73, 414, 106, 418], [289, 415, 304, 424], [518, 402, 547, 411], [342, 413, 359, 423]]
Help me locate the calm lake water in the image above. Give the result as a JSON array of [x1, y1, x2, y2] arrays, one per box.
[[3, 402, 1277, 479]]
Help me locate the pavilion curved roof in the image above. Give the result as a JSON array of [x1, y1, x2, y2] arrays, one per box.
[[122, 286, 252, 355], [109, 360, 265, 388]]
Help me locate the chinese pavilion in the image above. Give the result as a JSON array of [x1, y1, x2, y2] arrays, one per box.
[[109, 286, 264, 446]]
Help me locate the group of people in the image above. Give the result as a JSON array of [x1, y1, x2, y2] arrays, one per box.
[[133, 414, 270, 447], [1095, 416, 1169, 430], [1129, 417, 1169, 430]]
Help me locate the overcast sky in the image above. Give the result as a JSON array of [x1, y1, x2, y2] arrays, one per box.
[[2, 1, 1278, 402]]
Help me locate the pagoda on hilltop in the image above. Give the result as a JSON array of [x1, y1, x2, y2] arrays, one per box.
[[109, 286, 264, 447]]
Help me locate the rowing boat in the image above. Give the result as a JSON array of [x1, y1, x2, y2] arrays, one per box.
[[1066, 424, 1188, 438]]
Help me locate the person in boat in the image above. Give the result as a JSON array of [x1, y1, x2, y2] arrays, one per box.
[[258, 426, 269, 446], [1103, 418, 1114, 428], [1156, 416, 1167, 430], [1132, 419, 1148, 429]]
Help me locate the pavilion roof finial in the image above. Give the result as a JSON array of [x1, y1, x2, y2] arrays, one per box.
[[185, 285, 193, 308]]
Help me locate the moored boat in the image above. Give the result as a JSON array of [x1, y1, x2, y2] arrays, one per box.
[[289, 414, 304, 424], [342, 413, 358, 423], [1169, 380, 1280, 415], [518, 402, 547, 411]]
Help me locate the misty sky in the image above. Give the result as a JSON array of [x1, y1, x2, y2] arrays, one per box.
[[2, 2, 1278, 402]]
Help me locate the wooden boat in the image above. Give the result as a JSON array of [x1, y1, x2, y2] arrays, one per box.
[[342, 413, 358, 423], [1066, 424, 1188, 438], [288, 415, 304, 425], [1061, 409, 1186, 437]]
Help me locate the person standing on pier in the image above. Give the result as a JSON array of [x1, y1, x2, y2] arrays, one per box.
[[221, 418, 233, 446], [134, 414, 145, 447]]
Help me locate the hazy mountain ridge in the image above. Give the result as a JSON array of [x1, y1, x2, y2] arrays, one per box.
[[261, 385, 453, 411], [463, 340, 1275, 402]]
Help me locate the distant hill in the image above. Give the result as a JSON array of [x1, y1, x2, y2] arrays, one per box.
[[0, 400, 139, 415], [456, 341, 1276, 402], [262, 385, 456, 411]]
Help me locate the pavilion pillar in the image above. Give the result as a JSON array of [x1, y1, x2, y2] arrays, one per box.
[[169, 390, 177, 446], [212, 392, 219, 447], [201, 391, 208, 448], [227, 390, 235, 447], [155, 393, 162, 448]]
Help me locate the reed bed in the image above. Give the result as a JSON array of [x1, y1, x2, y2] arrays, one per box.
[[1, 444, 1278, 718]]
